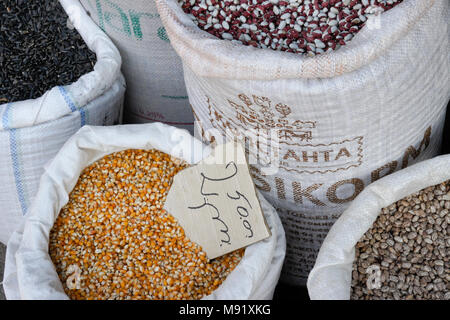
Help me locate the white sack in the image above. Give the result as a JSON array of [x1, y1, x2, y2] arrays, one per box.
[[156, 0, 450, 285], [3, 123, 286, 300], [79, 0, 193, 132], [307, 154, 450, 300], [0, 0, 125, 245]]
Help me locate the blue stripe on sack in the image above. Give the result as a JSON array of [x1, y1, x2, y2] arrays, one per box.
[[58, 86, 77, 112], [1, 103, 11, 129], [58, 86, 87, 127], [9, 129, 28, 215], [79, 107, 87, 127], [2, 104, 28, 215]]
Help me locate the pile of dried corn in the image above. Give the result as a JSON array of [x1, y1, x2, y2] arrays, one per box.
[[49, 149, 244, 300]]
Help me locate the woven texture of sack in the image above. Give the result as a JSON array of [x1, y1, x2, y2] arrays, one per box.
[[80, 0, 194, 132]]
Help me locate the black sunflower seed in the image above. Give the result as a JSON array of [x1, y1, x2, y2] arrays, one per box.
[[0, 0, 96, 103]]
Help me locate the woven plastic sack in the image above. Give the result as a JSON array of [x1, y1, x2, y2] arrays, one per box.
[[3, 123, 286, 300], [79, 0, 193, 132], [307, 154, 450, 300], [0, 0, 125, 245], [156, 0, 450, 285]]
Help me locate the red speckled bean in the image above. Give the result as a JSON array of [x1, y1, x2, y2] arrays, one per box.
[[179, 0, 403, 56]]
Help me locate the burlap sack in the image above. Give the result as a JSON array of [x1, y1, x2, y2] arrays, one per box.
[[307, 154, 450, 300], [156, 0, 450, 285], [0, 0, 125, 245], [3, 123, 286, 300], [80, 0, 193, 133]]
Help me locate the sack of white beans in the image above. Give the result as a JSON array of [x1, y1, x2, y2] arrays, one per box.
[[155, 0, 450, 285], [79, 0, 194, 133], [307, 154, 450, 300], [0, 0, 125, 245], [3, 123, 286, 300]]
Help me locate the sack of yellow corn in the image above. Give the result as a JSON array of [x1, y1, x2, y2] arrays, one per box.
[[2, 123, 285, 300]]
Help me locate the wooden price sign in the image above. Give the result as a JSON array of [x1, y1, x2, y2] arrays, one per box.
[[164, 141, 271, 260]]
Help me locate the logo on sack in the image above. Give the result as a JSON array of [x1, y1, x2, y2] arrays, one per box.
[[88, 0, 163, 41], [201, 94, 364, 175]]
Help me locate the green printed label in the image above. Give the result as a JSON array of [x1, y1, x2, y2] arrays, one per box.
[[95, 0, 161, 41], [161, 95, 189, 100], [157, 27, 170, 43]]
